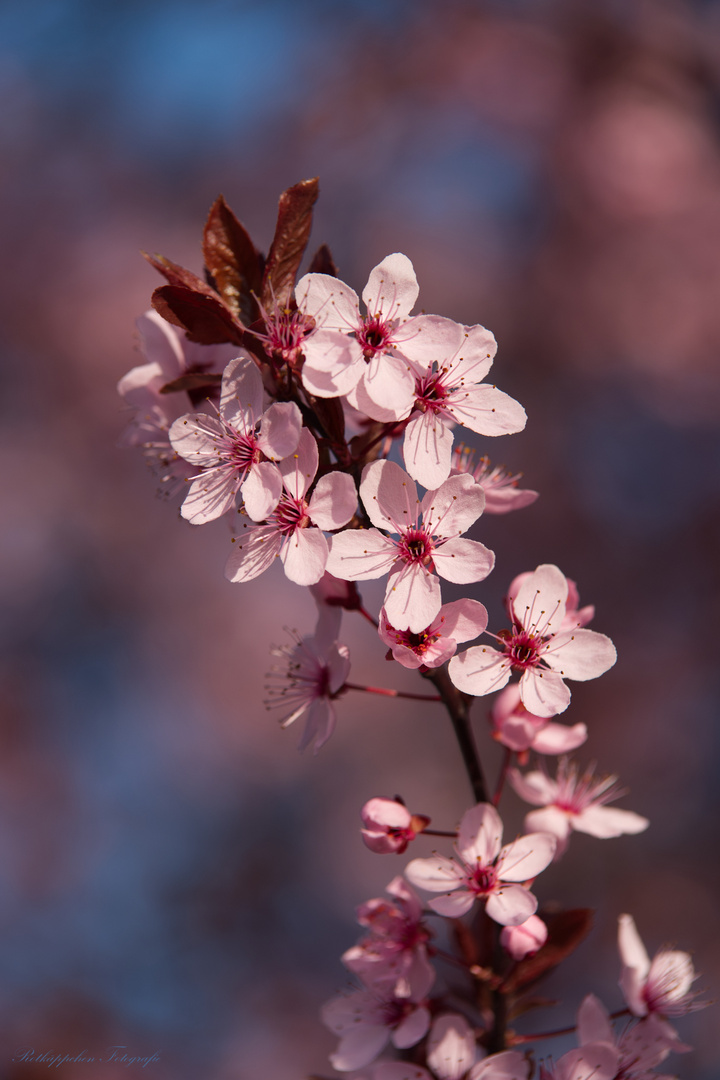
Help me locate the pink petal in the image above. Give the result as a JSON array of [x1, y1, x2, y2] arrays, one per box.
[[362, 798, 412, 832], [420, 473, 486, 536], [512, 564, 569, 637], [553, 1046, 621, 1080], [225, 526, 282, 582], [519, 668, 571, 718], [404, 855, 464, 893], [375, 1065, 433, 1080], [485, 884, 537, 927], [497, 832, 556, 882], [394, 314, 465, 366], [618, 914, 651, 1016], [280, 426, 317, 500], [298, 697, 336, 754], [309, 471, 358, 530], [280, 526, 328, 585], [428, 890, 477, 918], [325, 641, 351, 694], [573, 806, 649, 839], [457, 803, 503, 866], [543, 629, 617, 682], [507, 768, 558, 806], [577, 994, 614, 1047], [181, 467, 238, 524], [483, 485, 539, 515], [384, 562, 441, 633], [468, 1050, 530, 1080], [169, 414, 227, 464], [136, 310, 185, 378], [219, 355, 263, 427], [434, 598, 489, 645], [403, 412, 455, 490], [348, 374, 412, 423], [393, 1005, 430, 1050], [524, 807, 572, 848], [427, 1013, 476, 1080], [295, 272, 360, 329], [531, 722, 588, 755], [241, 462, 283, 522], [300, 331, 364, 397], [433, 537, 495, 585], [361, 460, 420, 532], [362, 253, 418, 321], [448, 647, 511, 698], [362, 352, 416, 419], [330, 1025, 389, 1072], [326, 529, 396, 581], [256, 401, 302, 461], [445, 384, 527, 437]]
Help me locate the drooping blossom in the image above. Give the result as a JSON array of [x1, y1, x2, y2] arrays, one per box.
[[296, 253, 464, 420], [169, 355, 303, 523], [402, 324, 527, 489], [451, 446, 538, 515], [618, 914, 705, 1019], [360, 798, 431, 854], [500, 914, 548, 961], [326, 460, 493, 633], [509, 758, 648, 858], [449, 564, 616, 718], [404, 803, 555, 926], [342, 876, 435, 1000], [321, 982, 431, 1072], [264, 624, 350, 753], [426, 1013, 477, 1080], [118, 310, 236, 497], [489, 684, 588, 756], [380, 598, 489, 670], [577, 993, 691, 1077], [225, 427, 357, 586]]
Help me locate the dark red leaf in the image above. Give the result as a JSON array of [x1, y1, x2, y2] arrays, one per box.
[[500, 908, 594, 994], [307, 243, 338, 277], [143, 252, 219, 297], [151, 285, 245, 346], [304, 393, 347, 451], [202, 196, 264, 324], [261, 177, 320, 308]]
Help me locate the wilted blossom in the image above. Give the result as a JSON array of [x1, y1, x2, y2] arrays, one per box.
[[489, 684, 588, 756], [380, 598, 488, 670], [500, 914, 548, 960], [169, 355, 303, 523], [405, 802, 555, 926], [297, 253, 465, 421], [449, 564, 616, 717], [401, 323, 527, 489], [264, 624, 350, 753], [618, 914, 706, 1019], [451, 447, 538, 515], [321, 982, 431, 1072], [225, 427, 357, 586], [509, 758, 648, 858], [326, 460, 493, 633], [360, 798, 431, 854], [342, 876, 435, 1000]]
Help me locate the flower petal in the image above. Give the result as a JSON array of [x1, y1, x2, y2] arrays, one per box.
[[326, 529, 396, 581], [519, 668, 571, 718], [403, 412, 455, 490], [448, 646, 511, 698], [384, 562, 441, 634], [281, 526, 328, 586], [543, 629, 617, 682], [280, 426, 318, 500], [225, 526, 282, 582], [219, 354, 264, 427], [457, 803, 503, 866], [404, 855, 465, 893], [256, 400, 302, 461], [433, 537, 495, 585], [363, 253, 418, 321], [496, 832, 556, 881], [241, 462, 283, 522], [361, 459, 420, 532], [485, 884, 537, 927], [296, 272, 360, 330]]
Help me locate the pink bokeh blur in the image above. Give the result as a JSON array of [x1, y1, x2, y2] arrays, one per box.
[[1, 1, 719, 1076]]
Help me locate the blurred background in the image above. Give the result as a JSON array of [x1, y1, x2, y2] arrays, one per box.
[[1, 0, 720, 1076]]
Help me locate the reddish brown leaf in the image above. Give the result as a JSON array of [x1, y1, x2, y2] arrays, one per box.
[[202, 196, 264, 324], [261, 177, 320, 308], [307, 243, 338, 277], [151, 285, 245, 346], [500, 908, 594, 994], [159, 372, 222, 395], [304, 393, 347, 451], [143, 252, 219, 297]]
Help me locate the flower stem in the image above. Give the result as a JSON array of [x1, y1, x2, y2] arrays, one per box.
[[357, 605, 379, 628], [492, 747, 513, 807], [423, 667, 488, 804], [343, 682, 441, 702]]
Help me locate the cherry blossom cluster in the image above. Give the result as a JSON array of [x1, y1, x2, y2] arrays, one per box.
[[119, 182, 707, 1077]]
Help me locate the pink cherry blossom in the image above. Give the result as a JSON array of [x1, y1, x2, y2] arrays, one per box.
[[577, 993, 691, 1077], [321, 983, 430, 1072], [326, 460, 494, 633], [360, 798, 431, 855], [225, 427, 357, 586], [468, 1052, 530, 1080], [500, 914, 548, 960], [118, 310, 236, 498], [342, 876, 435, 1000], [249, 294, 316, 367], [539, 1044, 621, 1080], [506, 572, 595, 633], [380, 598, 489, 670], [402, 324, 527, 489], [264, 625, 350, 753], [509, 758, 648, 858], [426, 1013, 477, 1080], [296, 253, 464, 421], [618, 914, 705, 1019], [169, 355, 303, 524], [489, 684, 588, 756], [404, 803, 555, 926], [448, 564, 616, 718], [451, 446, 539, 515]]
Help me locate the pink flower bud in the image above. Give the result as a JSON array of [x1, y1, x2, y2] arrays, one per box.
[[500, 915, 548, 960], [361, 797, 430, 854]]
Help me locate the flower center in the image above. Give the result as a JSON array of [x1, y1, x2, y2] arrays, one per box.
[[498, 626, 544, 670], [228, 432, 260, 472], [470, 863, 498, 895], [271, 494, 310, 535], [388, 624, 440, 655], [414, 370, 449, 414], [358, 315, 391, 358], [397, 528, 434, 567]]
